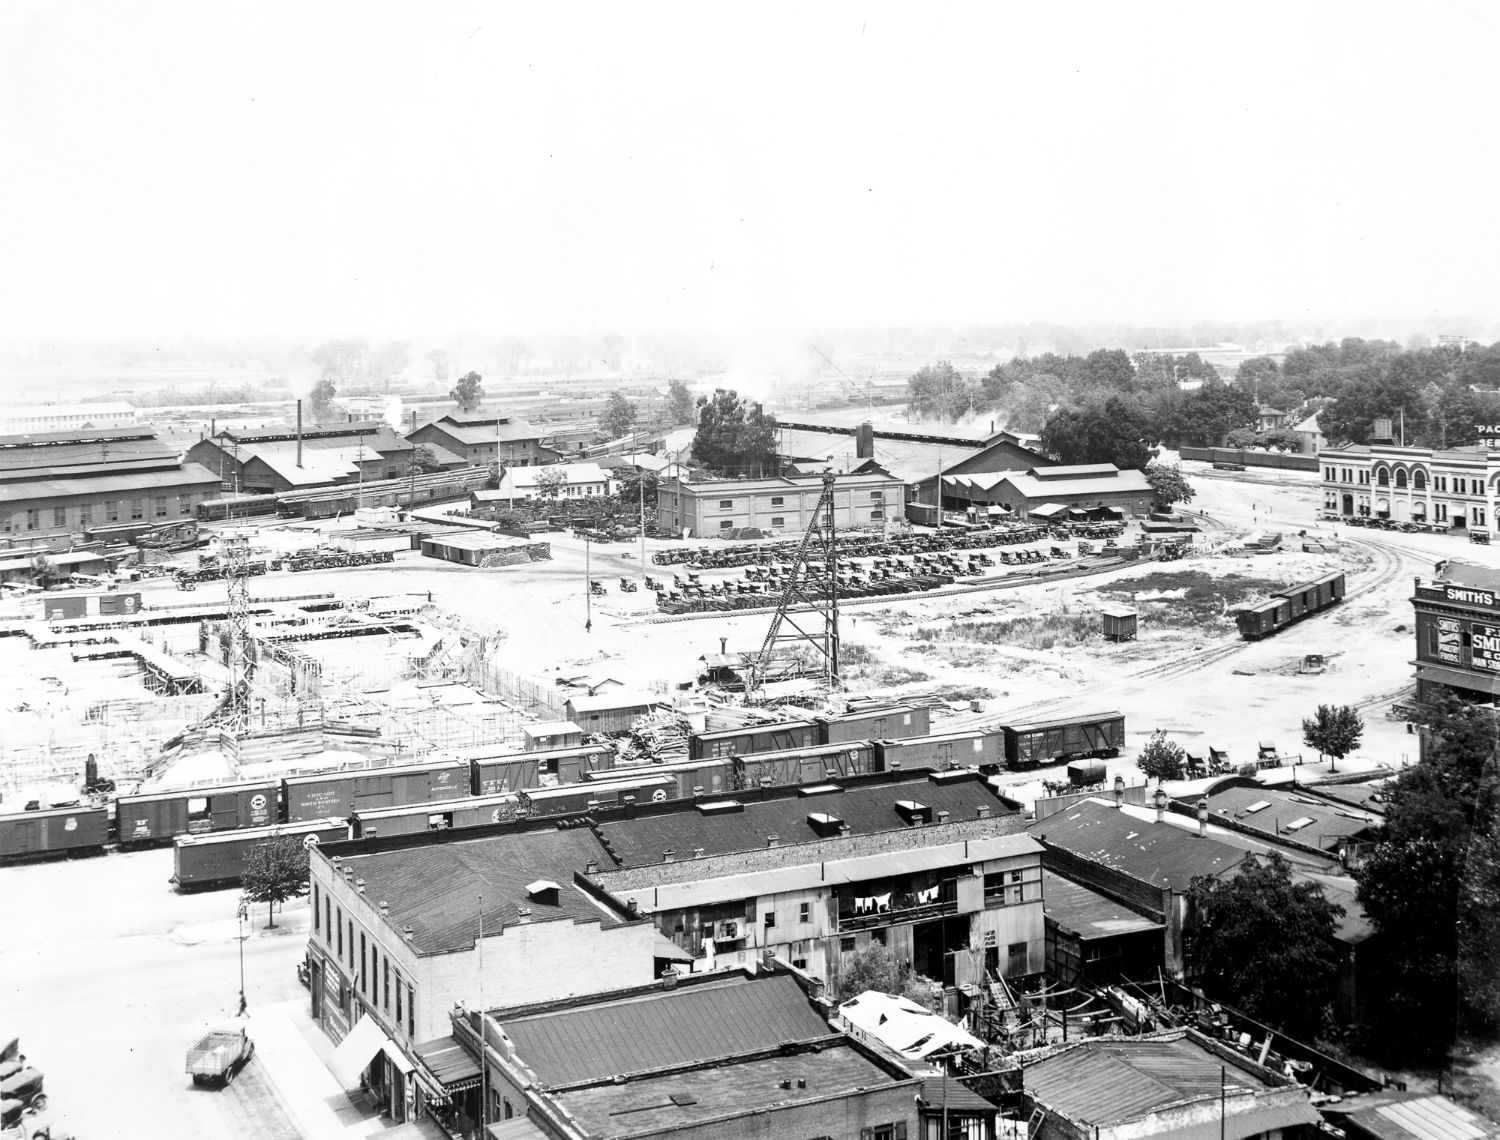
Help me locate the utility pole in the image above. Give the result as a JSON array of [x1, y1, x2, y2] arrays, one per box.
[[236, 895, 248, 1015], [585, 537, 592, 634]]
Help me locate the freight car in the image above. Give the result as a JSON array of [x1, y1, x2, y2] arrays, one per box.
[[172, 818, 347, 891], [116, 780, 280, 849], [585, 757, 735, 799], [873, 729, 1005, 772], [815, 704, 929, 744], [1234, 571, 1346, 640], [0, 804, 109, 862], [689, 720, 819, 760], [518, 774, 678, 817], [1000, 712, 1125, 768], [282, 758, 472, 823], [348, 794, 523, 839], [734, 741, 880, 788], [467, 744, 615, 795]]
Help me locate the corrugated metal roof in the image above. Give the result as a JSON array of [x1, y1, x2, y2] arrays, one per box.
[[498, 974, 832, 1086], [922, 1075, 998, 1114], [0, 433, 179, 477], [1028, 800, 1247, 891], [1200, 786, 1382, 850], [1041, 871, 1163, 940], [413, 1035, 482, 1086], [1003, 469, 1153, 498], [1332, 1093, 1499, 1140], [0, 462, 222, 504]]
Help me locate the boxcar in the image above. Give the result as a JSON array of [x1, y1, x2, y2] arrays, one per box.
[[116, 780, 279, 848], [282, 759, 471, 823], [349, 794, 523, 839], [519, 774, 678, 818], [734, 741, 879, 788], [689, 720, 819, 761], [1272, 582, 1313, 620], [874, 729, 1004, 772], [172, 818, 347, 891], [1235, 597, 1290, 640], [585, 757, 734, 798], [469, 744, 615, 795], [0, 805, 109, 862], [1001, 712, 1125, 768], [815, 704, 930, 745]]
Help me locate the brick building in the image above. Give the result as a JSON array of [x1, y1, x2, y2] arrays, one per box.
[[1409, 559, 1500, 703], [185, 422, 416, 495], [406, 412, 559, 469], [655, 471, 907, 537], [1318, 422, 1498, 531], [0, 426, 220, 544]]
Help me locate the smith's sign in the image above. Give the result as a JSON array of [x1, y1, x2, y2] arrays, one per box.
[[1444, 584, 1500, 608]]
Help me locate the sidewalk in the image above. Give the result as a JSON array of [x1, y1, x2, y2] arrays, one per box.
[[249, 999, 447, 1140]]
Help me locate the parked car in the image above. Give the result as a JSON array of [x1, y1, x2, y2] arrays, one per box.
[[185, 1026, 254, 1088]]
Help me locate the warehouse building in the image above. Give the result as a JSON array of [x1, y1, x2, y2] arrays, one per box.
[[0, 426, 221, 544], [0, 402, 138, 434], [406, 412, 559, 469], [185, 422, 417, 494], [1409, 558, 1500, 703], [655, 471, 907, 537], [990, 464, 1156, 520]]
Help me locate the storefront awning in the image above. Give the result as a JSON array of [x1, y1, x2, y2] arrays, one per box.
[[329, 1015, 391, 1089], [1414, 661, 1500, 695], [1029, 502, 1069, 519], [383, 1041, 414, 1075], [413, 1035, 483, 1095]]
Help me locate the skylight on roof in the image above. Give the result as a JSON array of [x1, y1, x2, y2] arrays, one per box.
[[1243, 800, 1272, 814], [1285, 816, 1316, 832]]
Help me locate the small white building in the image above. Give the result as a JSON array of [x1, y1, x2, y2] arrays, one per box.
[[493, 462, 613, 502]]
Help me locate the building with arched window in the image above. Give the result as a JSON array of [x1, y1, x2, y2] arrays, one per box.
[[1318, 440, 1495, 533]]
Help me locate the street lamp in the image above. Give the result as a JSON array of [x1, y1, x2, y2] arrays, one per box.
[[584, 537, 592, 634], [236, 896, 249, 1016]]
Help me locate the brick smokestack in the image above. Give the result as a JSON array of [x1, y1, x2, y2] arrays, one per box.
[[856, 422, 874, 460], [296, 399, 303, 467]]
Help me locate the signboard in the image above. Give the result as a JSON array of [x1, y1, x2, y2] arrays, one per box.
[[1437, 618, 1462, 664], [1444, 584, 1500, 609], [1479, 425, 1500, 449], [1473, 623, 1500, 672]]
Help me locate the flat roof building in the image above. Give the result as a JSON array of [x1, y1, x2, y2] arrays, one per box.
[[406, 412, 559, 469], [1319, 437, 1496, 531], [656, 471, 907, 538], [1410, 559, 1500, 704]]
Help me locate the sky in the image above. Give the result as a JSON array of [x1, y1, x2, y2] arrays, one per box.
[[2, 1, 1498, 342]]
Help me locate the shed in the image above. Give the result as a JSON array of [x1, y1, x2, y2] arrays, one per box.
[[522, 721, 584, 752], [1100, 605, 1138, 642], [564, 691, 662, 735]]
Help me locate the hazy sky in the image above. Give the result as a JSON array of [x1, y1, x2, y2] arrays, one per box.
[[3, 1, 1498, 342]]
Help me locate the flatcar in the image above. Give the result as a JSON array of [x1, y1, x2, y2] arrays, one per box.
[[467, 744, 615, 796], [348, 793, 523, 840], [816, 704, 930, 745], [519, 774, 678, 817], [172, 818, 347, 891], [116, 780, 279, 849], [874, 728, 1005, 771], [1235, 571, 1346, 640], [1000, 712, 1124, 768], [735, 741, 880, 788], [0, 804, 109, 862], [585, 757, 735, 799], [689, 719, 820, 761], [282, 758, 472, 823]]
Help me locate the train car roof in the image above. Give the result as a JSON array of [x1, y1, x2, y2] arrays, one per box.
[[877, 728, 997, 747], [585, 758, 723, 780], [736, 741, 873, 762], [173, 817, 346, 846], [522, 774, 674, 799], [1002, 711, 1124, 733], [463, 744, 610, 763], [813, 704, 914, 723], [118, 779, 279, 804], [352, 793, 520, 821], [0, 803, 108, 822], [281, 758, 469, 785], [1237, 597, 1287, 615], [692, 719, 816, 741]]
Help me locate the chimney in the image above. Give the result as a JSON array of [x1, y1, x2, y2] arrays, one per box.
[[856, 422, 875, 460], [693, 847, 706, 859], [378, 901, 390, 917], [767, 834, 780, 848], [936, 809, 950, 825], [584, 858, 600, 875], [976, 804, 992, 820], [719, 636, 728, 655], [1113, 775, 1125, 809], [517, 907, 533, 924], [837, 824, 851, 838], [662, 848, 676, 863], [401, 923, 414, 943], [1154, 787, 1167, 824], [1196, 797, 1209, 837], [296, 399, 303, 467]]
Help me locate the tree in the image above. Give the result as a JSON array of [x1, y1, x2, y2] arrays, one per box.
[[690, 389, 778, 476], [409, 445, 444, 475], [239, 835, 310, 928], [450, 371, 484, 413], [1186, 853, 1344, 1040], [30, 554, 58, 588], [665, 378, 695, 426], [617, 469, 658, 508], [1039, 395, 1156, 470], [308, 378, 337, 423], [599, 392, 638, 439], [1301, 704, 1364, 769], [427, 348, 452, 387], [1136, 729, 1186, 782], [532, 467, 566, 500], [907, 361, 981, 422], [1145, 462, 1195, 508], [836, 943, 904, 1001]]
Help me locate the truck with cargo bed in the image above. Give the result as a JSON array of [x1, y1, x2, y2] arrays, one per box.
[[185, 1026, 254, 1087]]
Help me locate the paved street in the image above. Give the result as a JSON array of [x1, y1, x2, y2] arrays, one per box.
[[1, 846, 305, 1139]]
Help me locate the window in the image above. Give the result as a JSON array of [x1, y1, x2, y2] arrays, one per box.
[[1436, 475, 1448, 492], [129, 498, 144, 520], [178, 493, 191, 515], [770, 496, 784, 506], [985, 864, 1042, 904], [870, 509, 884, 520], [719, 499, 733, 509], [25, 509, 37, 531], [763, 910, 776, 928], [771, 517, 785, 527], [719, 519, 734, 529], [52, 506, 66, 527], [1324, 468, 1336, 482], [1414, 470, 1427, 491], [105, 499, 118, 522], [1478, 508, 1488, 526], [799, 901, 810, 923], [870, 490, 884, 500], [840, 936, 856, 953], [326, 898, 332, 941], [1376, 469, 1389, 487], [383, 960, 390, 1010], [1395, 470, 1407, 490], [336, 908, 343, 956], [154, 496, 168, 518], [80, 503, 92, 525], [395, 974, 403, 1023], [407, 984, 414, 1036], [360, 934, 367, 993], [348, 921, 354, 965], [313, 885, 320, 935]]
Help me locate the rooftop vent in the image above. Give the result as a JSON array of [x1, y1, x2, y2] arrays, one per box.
[[517, 907, 533, 924], [693, 847, 706, 859], [766, 834, 780, 848], [525, 880, 562, 905], [927, 769, 973, 785], [936, 809, 950, 824], [697, 799, 746, 816], [662, 849, 677, 863], [895, 799, 932, 825], [378, 901, 389, 916], [798, 784, 841, 798]]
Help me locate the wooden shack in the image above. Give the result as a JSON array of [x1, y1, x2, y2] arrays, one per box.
[[1100, 605, 1138, 642]]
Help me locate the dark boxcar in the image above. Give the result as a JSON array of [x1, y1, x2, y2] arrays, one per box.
[[1235, 598, 1288, 640], [0, 805, 109, 861], [1272, 583, 1311, 621], [519, 774, 677, 818], [117, 781, 279, 848], [875, 730, 1005, 772], [282, 759, 471, 822], [689, 720, 819, 760], [815, 704, 930, 745], [735, 742, 878, 788], [586, 757, 734, 798], [42, 596, 89, 621], [349, 794, 523, 839], [98, 592, 143, 616], [1002, 712, 1125, 768], [469, 744, 615, 795], [172, 818, 347, 891]]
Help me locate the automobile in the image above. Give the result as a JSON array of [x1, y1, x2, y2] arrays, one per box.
[[186, 1026, 254, 1088]]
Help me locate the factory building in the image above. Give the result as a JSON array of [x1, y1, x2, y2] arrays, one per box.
[[655, 471, 907, 537], [185, 422, 416, 495], [406, 412, 559, 469]]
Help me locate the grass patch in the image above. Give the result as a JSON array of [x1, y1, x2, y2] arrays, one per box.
[[1099, 571, 1287, 630], [869, 665, 933, 686], [840, 643, 879, 665], [917, 612, 1099, 652]]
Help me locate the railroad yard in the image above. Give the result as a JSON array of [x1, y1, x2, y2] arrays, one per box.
[[0, 457, 1485, 1139]]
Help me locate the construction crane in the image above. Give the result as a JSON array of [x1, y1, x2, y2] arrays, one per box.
[[746, 471, 841, 695], [202, 531, 254, 735]]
